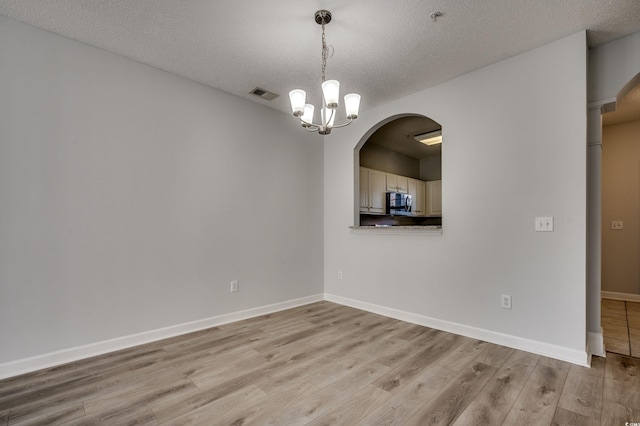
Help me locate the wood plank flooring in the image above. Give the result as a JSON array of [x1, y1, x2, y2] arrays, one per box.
[[1, 301, 639, 425], [601, 298, 640, 357]]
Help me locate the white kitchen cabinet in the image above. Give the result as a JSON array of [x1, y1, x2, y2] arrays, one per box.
[[386, 174, 398, 192], [397, 175, 409, 193], [386, 173, 408, 193], [369, 170, 387, 214], [407, 178, 416, 215], [361, 167, 435, 217], [408, 178, 425, 216], [360, 167, 386, 214], [426, 180, 442, 216], [359, 168, 369, 213], [415, 180, 426, 216]]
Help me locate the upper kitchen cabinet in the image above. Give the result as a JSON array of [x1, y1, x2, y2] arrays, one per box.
[[386, 174, 408, 193], [410, 179, 426, 217], [364, 168, 433, 217], [359, 168, 369, 213], [360, 167, 386, 215], [426, 180, 442, 216]]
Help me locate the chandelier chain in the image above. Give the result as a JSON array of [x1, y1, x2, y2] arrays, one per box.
[[321, 21, 327, 83]]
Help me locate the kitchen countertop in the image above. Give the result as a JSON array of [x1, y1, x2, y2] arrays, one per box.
[[349, 225, 442, 235]]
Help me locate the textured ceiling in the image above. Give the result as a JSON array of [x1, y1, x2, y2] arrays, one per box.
[[2, 0, 640, 121]]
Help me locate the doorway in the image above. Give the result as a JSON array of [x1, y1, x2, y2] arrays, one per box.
[[600, 79, 640, 357]]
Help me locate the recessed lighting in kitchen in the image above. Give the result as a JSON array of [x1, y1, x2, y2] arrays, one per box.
[[415, 130, 442, 145]]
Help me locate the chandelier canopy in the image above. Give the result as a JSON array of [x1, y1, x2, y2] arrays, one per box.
[[289, 10, 361, 135]]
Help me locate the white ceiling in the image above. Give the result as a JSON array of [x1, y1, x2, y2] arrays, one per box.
[[2, 0, 640, 121]]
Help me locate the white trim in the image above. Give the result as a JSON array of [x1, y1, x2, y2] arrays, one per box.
[[602, 291, 640, 302], [588, 329, 606, 358], [325, 293, 590, 367], [0, 294, 324, 380], [588, 97, 616, 109]]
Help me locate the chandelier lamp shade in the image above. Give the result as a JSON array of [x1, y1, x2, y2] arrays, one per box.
[[289, 10, 361, 135]]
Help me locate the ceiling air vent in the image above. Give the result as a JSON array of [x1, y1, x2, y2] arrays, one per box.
[[250, 87, 279, 101]]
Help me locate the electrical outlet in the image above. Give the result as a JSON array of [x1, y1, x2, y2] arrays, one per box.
[[611, 220, 624, 230], [501, 294, 512, 310], [230, 280, 239, 292], [338, 271, 343, 280]]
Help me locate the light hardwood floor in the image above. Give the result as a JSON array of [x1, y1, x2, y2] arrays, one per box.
[[601, 298, 640, 357], [1, 301, 639, 425]]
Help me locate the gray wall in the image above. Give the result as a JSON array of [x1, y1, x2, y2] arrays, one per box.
[[0, 16, 324, 364], [325, 32, 588, 362], [589, 31, 640, 103]]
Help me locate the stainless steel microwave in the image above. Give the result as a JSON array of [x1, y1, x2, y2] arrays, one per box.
[[386, 192, 412, 216]]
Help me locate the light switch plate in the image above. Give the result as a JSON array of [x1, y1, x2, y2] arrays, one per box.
[[535, 216, 554, 232], [611, 220, 624, 230]]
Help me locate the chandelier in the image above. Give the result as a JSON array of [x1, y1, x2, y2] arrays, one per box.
[[288, 10, 361, 135]]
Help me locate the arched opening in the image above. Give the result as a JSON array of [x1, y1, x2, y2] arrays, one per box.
[[354, 114, 442, 227]]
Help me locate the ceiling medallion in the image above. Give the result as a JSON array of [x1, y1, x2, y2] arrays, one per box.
[[289, 10, 361, 135]]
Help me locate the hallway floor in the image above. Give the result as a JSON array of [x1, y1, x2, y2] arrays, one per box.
[[601, 298, 640, 357]]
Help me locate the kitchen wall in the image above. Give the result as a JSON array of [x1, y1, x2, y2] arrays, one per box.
[[359, 138, 442, 182], [420, 157, 442, 181], [0, 16, 324, 370], [325, 32, 588, 364], [602, 119, 640, 296], [359, 143, 420, 178]]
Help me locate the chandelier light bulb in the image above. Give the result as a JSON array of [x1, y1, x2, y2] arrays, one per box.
[[321, 80, 340, 108], [344, 93, 361, 119], [301, 104, 315, 126], [289, 89, 306, 116]]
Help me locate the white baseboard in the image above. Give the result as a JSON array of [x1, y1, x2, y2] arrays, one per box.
[[0, 294, 324, 380], [587, 329, 606, 358], [602, 291, 640, 303], [325, 293, 590, 367]]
